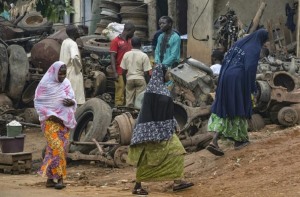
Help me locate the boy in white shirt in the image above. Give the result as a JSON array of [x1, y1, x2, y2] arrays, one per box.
[[210, 50, 224, 76], [121, 37, 152, 107]]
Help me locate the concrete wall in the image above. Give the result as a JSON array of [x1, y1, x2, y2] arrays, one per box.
[[73, 0, 82, 24], [187, 0, 295, 64], [145, 0, 157, 40], [83, 0, 92, 27], [214, 0, 294, 27], [65, 0, 92, 28], [187, 0, 214, 64], [168, 0, 177, 29]]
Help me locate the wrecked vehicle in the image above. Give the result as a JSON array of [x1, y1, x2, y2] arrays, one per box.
[[255, 57, 300, 126]]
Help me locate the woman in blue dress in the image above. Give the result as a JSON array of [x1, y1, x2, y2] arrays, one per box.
[[207, 29, 269, 156]]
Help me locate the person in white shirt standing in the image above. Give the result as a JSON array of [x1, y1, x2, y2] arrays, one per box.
[[210, 49, 224, 76], [121, 37, 152, 107], [60, 25, 85, 105]]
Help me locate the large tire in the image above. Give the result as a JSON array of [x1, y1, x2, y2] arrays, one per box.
[[278, 106, 298, 127], [80, 35, 110, 55], [248, 114, 265, 131], [7, 45, 29, 102], [0, 94, 13, 107], [69, 98, 112, 154], [21, 80, 40, 106], [0, 44, 8, 92], [17, 11, 53, 35]]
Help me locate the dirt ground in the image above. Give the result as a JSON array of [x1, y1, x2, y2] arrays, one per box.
[[1, 124, 300, 197]]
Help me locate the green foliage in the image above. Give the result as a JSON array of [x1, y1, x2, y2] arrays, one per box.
[[0, 0, 9, 13], [36, 0, 74, 22], [0, 0, 74, 22], [0, 1, 3, 13]]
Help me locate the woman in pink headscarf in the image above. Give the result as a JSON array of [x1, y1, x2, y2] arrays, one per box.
[[34, 61, 77, 189]]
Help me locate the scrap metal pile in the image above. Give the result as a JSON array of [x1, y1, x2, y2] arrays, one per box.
[[1, 2, 300, 168], [255, 57, 300, 127], [213, 8, 240, 52]]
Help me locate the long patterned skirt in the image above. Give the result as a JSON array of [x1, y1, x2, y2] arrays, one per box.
[[208, 113, 249, 142], [127, 134, 186, 182], [38, 120, 69, 179]]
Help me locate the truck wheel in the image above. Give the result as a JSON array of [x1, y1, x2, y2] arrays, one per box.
[[278, 106, 298, 127], [113, 146, 129, 168], [69, 98, 112, 154], [80, 35, 110, 55], [248, 114, 265, 131]]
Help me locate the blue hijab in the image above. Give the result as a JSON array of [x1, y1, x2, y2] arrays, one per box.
[[212, 29, 268, 119]]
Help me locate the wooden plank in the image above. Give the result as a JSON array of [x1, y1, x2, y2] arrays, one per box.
[[0, 164, 28, 174], [266, 19, 275, 54], [278, 15, 288, 46], [25, 160, 32, 169], [70, 141, 119, 146], [249, 1, 267, 34], [0, 161, 31, 172], [0, 152, 32, 165], [0, 154, 13, 164], [0, 164, 13, 172], [11, 154, 32, 163], [0, 152, 32, 156]]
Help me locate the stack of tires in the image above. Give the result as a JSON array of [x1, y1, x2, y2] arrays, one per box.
[[95, 1, 120, 35], [119, 1, 148, 41]]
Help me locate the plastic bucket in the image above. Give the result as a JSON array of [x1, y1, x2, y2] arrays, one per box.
[[6, 125, 22, 137], [0, 134, 26, 153]]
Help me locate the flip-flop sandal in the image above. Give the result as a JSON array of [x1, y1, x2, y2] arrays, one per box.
[[54, 183, 66, 190], [173, 182, 194, 191], [234, 141, 250, 150], [45, 180, 56, 188], [206, 144, 224, 156], [132, 188, 148, 196]]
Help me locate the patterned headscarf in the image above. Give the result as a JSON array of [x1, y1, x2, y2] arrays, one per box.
[[130, 64, 177, 145], [34, 61, 77, 129]]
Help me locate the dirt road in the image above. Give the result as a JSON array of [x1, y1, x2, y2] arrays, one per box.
[[1, 125, 300, 197]]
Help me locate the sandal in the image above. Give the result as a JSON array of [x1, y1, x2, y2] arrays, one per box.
[[173, 182, 194, 191], [206, 144, 224, 156], [45, 179, 56, 188], [132, 188, 148, 196], [54, 183, 66, 190]]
